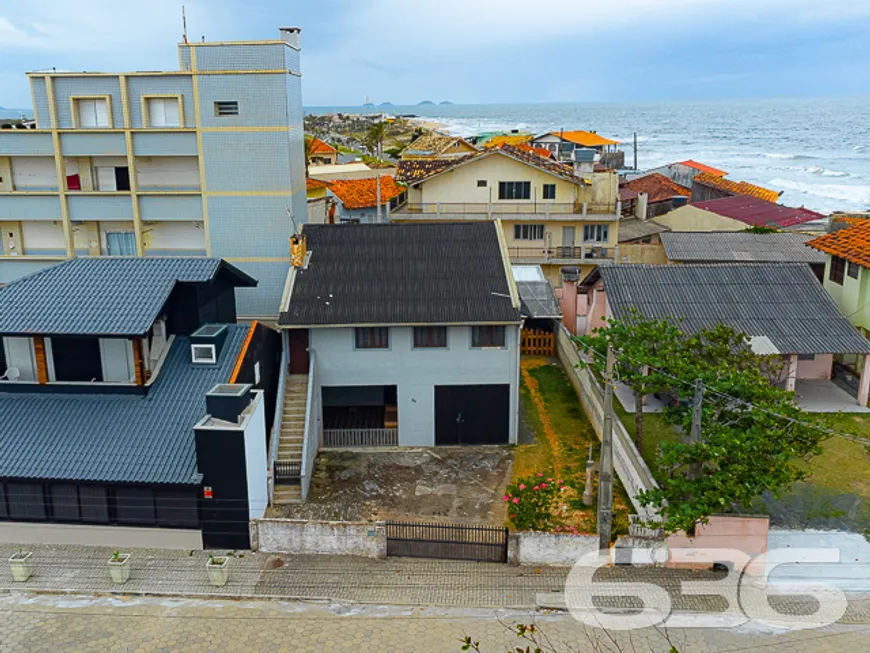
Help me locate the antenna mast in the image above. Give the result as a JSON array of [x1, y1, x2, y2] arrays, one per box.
[[182, 6, 188, 44]]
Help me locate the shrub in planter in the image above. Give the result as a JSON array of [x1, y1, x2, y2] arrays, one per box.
[[107, 551, 130, 584], [9, 550, 33, 582], [206, 554, 229, 587], [504, 473, 564, 531]]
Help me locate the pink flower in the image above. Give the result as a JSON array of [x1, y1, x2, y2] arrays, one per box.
[[547, 478, 553, 482], [510, 513, 515, 518], [537, 473, 544, 477], [503, 495, 510, 502], [512, 497, 519, 504], [557, 479, 564, 485], [533, 485, 540, 491], [541, 483, 547, 488], [518, 484, 526, 490], [555, 526, 562, 532]]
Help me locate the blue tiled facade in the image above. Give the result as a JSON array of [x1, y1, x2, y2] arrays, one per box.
[[0, 29, 307, 319]]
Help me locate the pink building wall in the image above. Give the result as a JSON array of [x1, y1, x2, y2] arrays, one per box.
[[584, 286, 609, 336], [796, 354, 834, 380], [666, 515, 769, 573]]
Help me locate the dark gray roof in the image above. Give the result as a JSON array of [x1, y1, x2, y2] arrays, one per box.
[[600, 263, 870, 355], [279, 223, 522, 326], [0, 325, 248, 485], [0, 257, 256, 336], [517, 282, 561, 318], [660, 232, 826, 263], [618, 218, 670, 243]]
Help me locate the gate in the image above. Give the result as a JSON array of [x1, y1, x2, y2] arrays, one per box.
[[385, 521, 508, 563], [521, 328, 555, 356]]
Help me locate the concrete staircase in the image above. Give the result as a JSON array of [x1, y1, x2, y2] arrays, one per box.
[[273, 374, 308, 505]]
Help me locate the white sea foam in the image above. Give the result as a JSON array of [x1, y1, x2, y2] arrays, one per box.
[[769, 177, 870, 209]]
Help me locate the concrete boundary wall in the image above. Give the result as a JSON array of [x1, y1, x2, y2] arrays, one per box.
[[556, 324, 659, 520], [509, 532, 598, 567], [251, 519, 386, 559]]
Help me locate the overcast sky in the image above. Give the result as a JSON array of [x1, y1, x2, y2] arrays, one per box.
[[1, 0, 869, 109]]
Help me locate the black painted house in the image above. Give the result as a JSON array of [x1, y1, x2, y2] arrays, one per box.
[[0, 258, 281, 550]]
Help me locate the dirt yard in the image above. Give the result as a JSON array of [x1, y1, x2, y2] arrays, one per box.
[[267, 448, 513, 525]]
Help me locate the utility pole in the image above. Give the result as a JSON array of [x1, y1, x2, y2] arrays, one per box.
[[687, 378, 704, 481], [583, 443, 595, 506], [598, 344, 615, 551], [633, 132, 638, 171], [376, 174, 382, 223]]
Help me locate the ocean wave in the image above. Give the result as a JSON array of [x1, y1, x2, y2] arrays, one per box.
[[761, 153, 817, 161], [769, 177, 870, 207], [792, 166, 851, 178]]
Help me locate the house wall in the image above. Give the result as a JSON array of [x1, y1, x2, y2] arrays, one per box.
[[10, 156, 57, 190], [796, 354, 834, 380], [654, 205, 745, 232], [309, 325, 521, 446], [501, 218, 617, 251], [418, 155, 582, 207], [143, 221, 206, 255], [0, 522, 202, 549], [822, 257, 870, 333], [21, 221, 66, 255], [136, 156, 200, 190], [585, 288, 610, 336]]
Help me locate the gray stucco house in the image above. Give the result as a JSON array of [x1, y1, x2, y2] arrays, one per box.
[[277, 222, 523, 450]]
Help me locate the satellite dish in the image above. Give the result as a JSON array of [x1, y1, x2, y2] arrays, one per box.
[[1, 367, 21, 382]]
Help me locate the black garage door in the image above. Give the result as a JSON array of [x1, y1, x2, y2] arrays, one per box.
[[435, 384, 509, 445]]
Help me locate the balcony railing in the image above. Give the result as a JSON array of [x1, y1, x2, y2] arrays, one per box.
[[323, 428, 399, 448], [508, 245, 617, 262], [397, 201, 619, 216]]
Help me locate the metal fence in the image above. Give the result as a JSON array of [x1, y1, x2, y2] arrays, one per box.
[[274, 460, 301, 485], [508, 246, 616, 262], [323, 428, 399, 448], [385, 521, 508, 563]]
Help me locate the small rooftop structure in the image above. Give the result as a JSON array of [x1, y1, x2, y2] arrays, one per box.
[[546, 130, 620, 148], [678, 160, 727, 177], [512, 265, 561, 319], [660, 232, 826, 264], [617, 217, 670, 243], [328, 175, 405, 209]]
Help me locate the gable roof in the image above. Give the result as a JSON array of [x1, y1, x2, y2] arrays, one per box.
[[692, 195, 825, 229], [309, 137, 337, 155], [807, 220, 870, 268], [623, 173, 692, 203], [396, 155, 475, 183], [617, 217, 670, 243], [306, 177, 332, 190], [548, 130, 620, 147], [279, 223, 522, 327], [599, 263, 870, 355], [328, 175, 405, 210], [514, 143, 554, 159], [483, 134, 534, 148], [0, 325, 249, 485], [678, 160, 727, 177], [402, 133, 478, 158], [0, 258, 256, 336], [694, 172, 782, 203], [660, 232, 825, 263]]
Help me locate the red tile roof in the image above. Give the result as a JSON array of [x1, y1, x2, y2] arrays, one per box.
[[807, 221, 870, 268], [693, 195, 825, 228], [515, 143, 554, 159], [623, 173, 691, 203], [306, 178, 331, 190], [679, 160, 727, 177], [694, 172, 781, 203], [309, 137, 337, 155], [329, 176, 405, 210]]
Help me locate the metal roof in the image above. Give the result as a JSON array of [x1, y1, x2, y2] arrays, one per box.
[[660, 232, 825, 263], [600, 263, 870, 355], [0, 325, 249, 485], [279, 223, 522, 327], [516, 281, 561, 318], [618, 218, 670, 243], [692, 195, 824, 228], [0, 258, 256, 336]]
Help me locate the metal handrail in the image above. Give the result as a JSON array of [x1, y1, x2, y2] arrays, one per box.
[[300, 349, 319, 501], [267, 343, 288, 505]]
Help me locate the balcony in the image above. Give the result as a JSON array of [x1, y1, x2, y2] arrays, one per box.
[[393, 201, 620, 221], [507, 245, 618, 265]]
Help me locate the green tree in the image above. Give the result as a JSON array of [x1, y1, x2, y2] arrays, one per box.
[[576, 316, 832, 535], [364, 121, 387, 157]]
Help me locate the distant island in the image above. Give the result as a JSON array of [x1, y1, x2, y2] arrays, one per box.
[[417, 100, 435, 106], [379, 102, 394, 107], [439, 101, 454, 105]]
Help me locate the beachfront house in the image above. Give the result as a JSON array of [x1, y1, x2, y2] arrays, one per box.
[[327, 176, 407, 223], [531, 130, 623, 167], [307, 137, 339, 166], [392, 143, 621, 285]]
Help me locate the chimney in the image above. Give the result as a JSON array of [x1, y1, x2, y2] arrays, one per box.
[[573, 148, 595, 178], [560, 267, 580, 336], [635, 191, 649, 220], [190, 324, 229, 364], [290, 233, 307, 268], [205, 383, 253, 424], [279, 26, 301, 49]]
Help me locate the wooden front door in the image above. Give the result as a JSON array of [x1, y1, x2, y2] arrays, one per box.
[[288, 329, 309, 374]]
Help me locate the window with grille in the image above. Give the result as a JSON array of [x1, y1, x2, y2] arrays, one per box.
[[498, 181, 531, 200], [471, 325, 506, 348], [146, 97, 181, 127], [583, 224, 610, 243], [513, 224, 545, 240], [355, 327, 390, 349], [848, 261, 860, 279], [542, 184, 556, 200], [414, 326, 447, 348], [214, 101, 239, 116], [477, 180, 487, 187], [830, 256, 845, 285]]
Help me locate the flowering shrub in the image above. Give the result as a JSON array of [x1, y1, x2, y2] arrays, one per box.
[[503, 473, 564, 531]]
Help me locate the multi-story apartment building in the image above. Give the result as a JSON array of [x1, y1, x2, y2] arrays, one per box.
[[393, 144, 621, 285], [0, 27, 306, 319]]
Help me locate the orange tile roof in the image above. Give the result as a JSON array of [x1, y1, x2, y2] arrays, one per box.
[[306, 178, 331, 190], [514, 143, 553, 159], [807, 221, 870, 268], [623, 173, 691, 203], [484, 134, 534, 148], [679, 160, 727, 177], [308, 137, 337, 155], [551, 130, 620, 147], [693, 172, 782, 203], [328, 175, 405, 210]]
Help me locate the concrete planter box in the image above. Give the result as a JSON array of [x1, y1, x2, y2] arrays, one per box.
[[206, 556, 229, 587], [107, 553, 130, 584], [9, 551, 33, 582]]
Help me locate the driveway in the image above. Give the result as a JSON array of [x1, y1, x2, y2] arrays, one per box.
[[267, 447, 513, 525]]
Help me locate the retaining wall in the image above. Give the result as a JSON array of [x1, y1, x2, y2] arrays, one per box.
[[251, 519, 386, 559], [508, 532, 599, 567]]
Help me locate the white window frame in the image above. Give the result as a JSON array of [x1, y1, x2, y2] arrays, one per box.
[[191, 344, 217, 364], [583, 224, 610, 243], [143, 95, 183, 128], [71, 96, 112, 128]]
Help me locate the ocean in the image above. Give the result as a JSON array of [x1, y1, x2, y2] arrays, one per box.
[[306, 98, 870, 214]]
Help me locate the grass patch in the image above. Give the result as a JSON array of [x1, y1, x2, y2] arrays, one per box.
[[614, 403, 678, 469]]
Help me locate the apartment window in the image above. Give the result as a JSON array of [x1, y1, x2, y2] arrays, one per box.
[[76, 98, 110, 128], [95, 166, 130, 192], [498, 181, 531, 200], [830, 256, 846, 285], [848, 261, 860, 279], [542, 184, 556, 200], [471, 325, 506, 348], [513, 224, 545, 241], [106, 232, 137, 256], [477, 180, 487, 187], [583, 224, 609, 243], [414, 326, 447, 349], [355, 327, 389, 349], [146, 97, 181, 127], [214, 101, 239, 116]]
